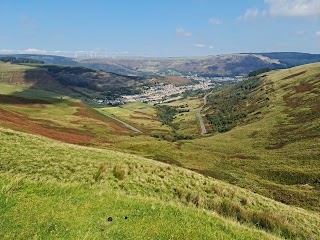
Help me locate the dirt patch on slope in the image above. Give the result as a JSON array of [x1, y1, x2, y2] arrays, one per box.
[[294, 82, 314, 93]]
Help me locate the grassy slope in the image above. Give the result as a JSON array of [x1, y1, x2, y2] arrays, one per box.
[[1, 128, 319, 239], [164, 97, 202, 136], [108, 63, 320, 211], [97, 98, 202, 137], [97, 102, 171, 135], [0, 62, 319, 237], [178, 63, 320, 209], [0, 63, 319, 212]]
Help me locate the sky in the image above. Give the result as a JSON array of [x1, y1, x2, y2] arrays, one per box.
[[0, 0, 319, 57]]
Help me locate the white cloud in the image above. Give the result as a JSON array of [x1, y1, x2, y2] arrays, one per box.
[[296, 30, 305, 36], [24, 48, 47, 54], [0, 49, 132, 58], [0, 48, 47, 54], [209, 46, 213, 49], [238, 8, 260, 21], [265, 0, 320, 16], [209, 18, 222, 25], [316, 31, 320, 37], [176, 28, 192, 37], [194, 44, 206, 48]]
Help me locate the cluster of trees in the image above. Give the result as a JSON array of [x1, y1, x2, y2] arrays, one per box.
[[151, 133, 194, 142], [156, 105, 178, 127], [206, 77, 261, 133], [0, 57, 44, 64], [183, 89, 205, 98], [248, 68, 271, 77], [206, 112, 247, 133]]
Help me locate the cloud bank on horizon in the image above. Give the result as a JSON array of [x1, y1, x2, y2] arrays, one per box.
[[0, 0, 319, 57]]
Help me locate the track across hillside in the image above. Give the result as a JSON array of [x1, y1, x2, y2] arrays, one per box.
[[198, 94, 208, 135]]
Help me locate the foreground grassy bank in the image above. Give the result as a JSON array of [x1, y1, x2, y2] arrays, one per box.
[[1, 128, 319, 239], [0, 176, 277, 240]]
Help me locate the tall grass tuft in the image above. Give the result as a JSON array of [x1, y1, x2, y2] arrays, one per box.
[[94, 164, 108, 182], [113, 164, 127, 180]]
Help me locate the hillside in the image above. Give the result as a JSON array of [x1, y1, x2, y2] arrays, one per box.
[[4, 52, 320, 77], [94, 63, 320, 212], [258, 52, 320, 68], [0, 61, 319, 238], [74, 52, 320, 77], [75, 53, 320, 77], [0, 54, 78, 66], [77, 54, 285, 77], [0, 62, 147, 100], [1, 128, 320, 239]]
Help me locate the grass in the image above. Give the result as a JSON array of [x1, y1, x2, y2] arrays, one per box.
[[164, 97, 202, 136], [1, 128, 319, 239], [1, 63, 319, 212], [0, 177, 278, 240], [108, 63, 320, 212], [97, 102, 171, 134], [0, 62, 319, 237]]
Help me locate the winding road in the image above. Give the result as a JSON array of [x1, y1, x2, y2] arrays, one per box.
[[197, 94, 208, 135], [100, 112, 142, 133]]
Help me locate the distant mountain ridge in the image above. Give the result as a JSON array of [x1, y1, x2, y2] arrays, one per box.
[[256, 52, 320, 67], [1, 52, 320, 77]]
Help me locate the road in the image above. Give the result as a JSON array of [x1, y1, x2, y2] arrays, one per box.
[[197, 94, 208, 135], [100, 112, 142, 133]]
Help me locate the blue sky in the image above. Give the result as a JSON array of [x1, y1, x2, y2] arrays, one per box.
[[0, 0, 319, 57]]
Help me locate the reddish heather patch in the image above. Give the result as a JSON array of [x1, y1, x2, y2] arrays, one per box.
[[0, 107, 94, 144], [294, 82, 314, 93], [281, 71, 307, 80], [72, 102, 105, 121], [283, 95, 301, 108], [70, 120, 82, 125]]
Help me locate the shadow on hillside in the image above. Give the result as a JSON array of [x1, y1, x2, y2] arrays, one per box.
[[2, 67, 84, 105]]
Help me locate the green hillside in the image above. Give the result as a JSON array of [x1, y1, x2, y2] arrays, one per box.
[[1, 128, 320, 239], [99, 63, 320, 212], [0, 61, 319, 239]]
